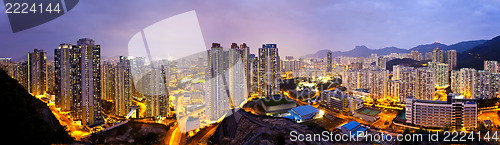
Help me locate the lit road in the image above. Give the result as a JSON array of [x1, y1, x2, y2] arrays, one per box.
[[165, 107, 205, 144], [187, 122, 220, 144], [32, 94, 91, 140], [166, 124, 181, 145], [479, 111, 500, 127]]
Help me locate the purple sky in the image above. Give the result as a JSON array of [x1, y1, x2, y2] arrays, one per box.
[[1, 0, 500, 59]]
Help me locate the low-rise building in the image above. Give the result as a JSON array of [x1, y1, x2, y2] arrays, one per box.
[[338, 121, 367, 138], [286, 105, 322, 123], [261, 95, 297, 115], [321, 89, 363, 115], [405, 94, 477, 130]]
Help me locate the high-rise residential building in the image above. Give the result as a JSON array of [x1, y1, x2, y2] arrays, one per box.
[[410, 50, 423, 61], [460, 68, 476, 98], [55, 43, 75, 111], [12, 61, 29, 90], [342, 69, 358, 90], [445, 50, 457, 71], [428, 62, 449, 87], [160, 63, 170, 118], [141, 60, 169, 118], [46, 62, 55, 95], [129, 55, 168, 118], [472, 70, 496, 99], [484, 60, 498, 74], [432, 47, 445, 63], [342, 69, 369, 90], [248, 54, 259, 94], [415, 67, 434, 100], [101, 61, 115, 101], [451, 68, 477, 99], [311, 59, 326, 70], [386, 80, 398, 101], [115, 56, 132, 116], [393, 65, 416, 102], [229, 43, 248, 107], [205, 42, 247, 121], [28, 49, 47, 96], [258, 44, 280, 97], [405, 94, 477, 130], [239, 43, 251, 97], [342, 68, 387, 100], [327, 51, 332, 73], [349, 62, 363, 70], [376, 57, 389, 70], [206, 43, 230, 121], [281, 56, 301, 72], [368, 69, 388, 100], [451, 70, 461, 95], [491, 73, 500, 99], [12, 61, 29, 91], [424, 52, 433, 61], [73, 38, 102, 126]]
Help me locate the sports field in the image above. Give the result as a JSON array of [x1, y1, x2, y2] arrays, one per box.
[[357, 108, 380, 117]]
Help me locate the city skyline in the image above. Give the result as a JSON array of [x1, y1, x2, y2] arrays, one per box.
[[1, 0, 500, 58], [3, 37, 500, 143]]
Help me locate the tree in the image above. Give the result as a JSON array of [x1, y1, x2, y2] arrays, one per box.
[[444, 86, 453, 94], [390, 101, 396, 106], [477, 121, 486, 131], [400, 128, 412, 145], [372, 99, 378, 107]]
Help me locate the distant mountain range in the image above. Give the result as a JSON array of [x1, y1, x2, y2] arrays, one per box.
[[457, 35, 500, 70], [301, 40, 487, 58], [408, 40, 487, 54], [301, 45, 408, 58]]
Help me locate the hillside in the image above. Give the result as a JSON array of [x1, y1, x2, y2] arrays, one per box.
[[385, 58, 428, 71], [301, 45, 407, 58], [446, 40, 487, 53], [0, 69, 73, 144], [301, 40, 485, 59], [408, 42, 447, 54], [457, 35, 500, 70]]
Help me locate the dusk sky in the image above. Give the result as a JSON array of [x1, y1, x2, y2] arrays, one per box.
[[1, 0, 500, 59]]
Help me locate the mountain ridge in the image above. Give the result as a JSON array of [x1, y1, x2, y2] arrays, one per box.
[[457, 35, 500, 70], [301, 40, 487, 59]]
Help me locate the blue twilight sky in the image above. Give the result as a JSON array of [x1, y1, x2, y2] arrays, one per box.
[[0, 0, 500, 58]]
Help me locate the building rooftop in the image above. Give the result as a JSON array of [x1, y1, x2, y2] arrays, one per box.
[[261, 97, 295, 106], [290, 105, 319, 118], [350, 127, 367, 137], [484, 120, 493, 126], [342, 121, 360, 131], [415, 99, 448, 104], [354, 89, 370, 93]]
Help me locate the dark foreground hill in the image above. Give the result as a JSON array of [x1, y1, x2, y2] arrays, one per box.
[[0, 69, 73, 144], [385, 58, 428, 71]]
